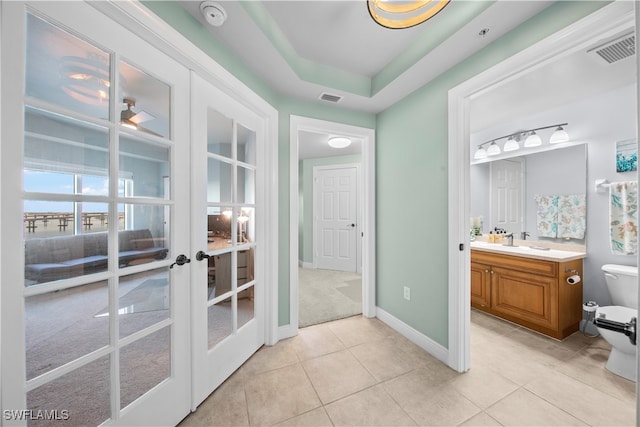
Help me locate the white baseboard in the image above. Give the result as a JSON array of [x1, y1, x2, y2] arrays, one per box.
[[376, 307, 449, 366], [298, 260, 313, 269]]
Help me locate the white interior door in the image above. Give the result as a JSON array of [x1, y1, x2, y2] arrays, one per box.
[[1, 2, 191, 425], [314, 165, 358, 272], [490, 159, 525, 236], [190, 73, 265, 408]]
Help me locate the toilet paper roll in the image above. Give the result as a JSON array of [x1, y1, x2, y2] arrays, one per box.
[[567, 275, 581, 285]]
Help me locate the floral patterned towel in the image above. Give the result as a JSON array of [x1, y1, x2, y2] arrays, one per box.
[[557, 194, 586, 239], [610, 181, 638, 255], [535, 195, 558, 238]]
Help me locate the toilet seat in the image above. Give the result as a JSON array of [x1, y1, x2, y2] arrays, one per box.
[[596, 305, 637, 323]]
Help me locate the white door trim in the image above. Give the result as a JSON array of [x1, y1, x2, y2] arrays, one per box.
[[289, 115, 375, 336], [90, 1, 279, 347], [447, 1, 635, 372], [312, 163, 361, 272]]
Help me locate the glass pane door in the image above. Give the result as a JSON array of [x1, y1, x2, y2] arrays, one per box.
[[2, 3, 191, 425], [191, 73, 264, 408]]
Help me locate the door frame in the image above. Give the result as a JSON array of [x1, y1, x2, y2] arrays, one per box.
[[312, 163, 361, 272], [89, 1, 280, 349], [447, 2, 635, 372], [288, 115, 376, 335]]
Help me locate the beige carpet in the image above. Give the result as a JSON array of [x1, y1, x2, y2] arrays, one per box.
[[298, 267, 362, 327]]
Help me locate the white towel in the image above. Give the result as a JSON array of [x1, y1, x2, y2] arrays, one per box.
[[610, 181, 638, 255]]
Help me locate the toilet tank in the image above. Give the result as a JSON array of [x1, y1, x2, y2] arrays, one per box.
[[602, 264, 638, 309]]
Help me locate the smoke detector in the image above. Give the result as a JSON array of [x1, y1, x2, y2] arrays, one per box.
[[200, 1, 227, 27]]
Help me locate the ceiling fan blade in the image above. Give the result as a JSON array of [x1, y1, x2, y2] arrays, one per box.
[[130, 110, 155, 124]]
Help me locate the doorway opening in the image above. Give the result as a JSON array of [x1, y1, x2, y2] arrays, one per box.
[[289, 116, 376, 333], [447, 2, 636, 372]]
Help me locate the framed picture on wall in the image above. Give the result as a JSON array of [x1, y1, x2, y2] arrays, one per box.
[[616, 138, 637, 173]]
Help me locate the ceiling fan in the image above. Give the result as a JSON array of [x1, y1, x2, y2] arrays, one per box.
[[120, 97, 161, 136]]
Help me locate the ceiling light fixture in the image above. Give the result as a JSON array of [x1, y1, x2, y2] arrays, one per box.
[[60, 55, 110, 105], [367, 0, 450, 29], [472, 123, 569, 160], [328, 136, 352, 148]]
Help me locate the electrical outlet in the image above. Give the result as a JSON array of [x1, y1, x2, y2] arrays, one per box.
[[403, 286, 410, 301]]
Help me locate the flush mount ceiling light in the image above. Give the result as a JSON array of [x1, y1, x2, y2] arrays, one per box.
[[328, 136, 352, 148], [367, 0, 450, 29], [472, 123, 569, 160], [200, 1, 227, 27]]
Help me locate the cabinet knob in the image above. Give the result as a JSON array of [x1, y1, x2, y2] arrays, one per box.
[[484, 269, 490, 273]]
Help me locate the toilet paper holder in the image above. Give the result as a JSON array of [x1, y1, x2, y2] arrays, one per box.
[[564, 268, 581, 285]]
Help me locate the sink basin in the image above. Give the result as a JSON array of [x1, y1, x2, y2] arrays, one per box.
[[470, 241, 585, 261]]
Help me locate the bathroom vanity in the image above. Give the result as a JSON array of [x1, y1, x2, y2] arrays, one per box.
[[470, 241, 586, 340]]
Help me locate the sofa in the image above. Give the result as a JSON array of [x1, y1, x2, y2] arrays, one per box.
[[25, 229, 168, 283]]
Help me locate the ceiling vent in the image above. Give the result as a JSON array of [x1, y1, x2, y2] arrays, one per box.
[[319, 92, 342, 103], [588, 32, 635, 64]]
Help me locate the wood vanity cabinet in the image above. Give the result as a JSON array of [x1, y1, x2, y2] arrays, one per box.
[[471, 249, 583, 340]]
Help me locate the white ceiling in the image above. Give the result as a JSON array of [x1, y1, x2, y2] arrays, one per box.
[[178, 1, 636, 159], [179, 1, 554, 114]]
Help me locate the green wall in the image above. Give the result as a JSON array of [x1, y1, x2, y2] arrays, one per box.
[[299, 154, 362, 264], [375, 1, 610, 347], [142, 0, 609, 341]]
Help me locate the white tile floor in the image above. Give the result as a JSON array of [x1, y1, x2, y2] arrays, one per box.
[[179, 310, 637, 426]]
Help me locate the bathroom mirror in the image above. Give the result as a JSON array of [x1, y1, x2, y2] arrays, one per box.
[[470, 143, 587, 244]]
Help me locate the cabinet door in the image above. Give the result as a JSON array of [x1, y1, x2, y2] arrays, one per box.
[[491, 266, 558, 330], [471, 262, 491, 309]]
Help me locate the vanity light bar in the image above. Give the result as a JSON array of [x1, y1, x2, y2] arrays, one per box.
[[474, 123, 569, 159]]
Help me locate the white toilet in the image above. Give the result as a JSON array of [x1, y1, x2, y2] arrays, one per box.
[[595, 264, 638, 381]]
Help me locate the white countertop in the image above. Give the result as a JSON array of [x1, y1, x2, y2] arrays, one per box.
[[470, 240, 586, 262]]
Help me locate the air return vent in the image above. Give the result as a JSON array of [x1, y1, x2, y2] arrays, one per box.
[[319, 92, 342, 103], [588, 33, 635, 64]]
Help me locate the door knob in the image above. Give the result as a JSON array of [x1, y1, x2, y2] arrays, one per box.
[[170, 254, 190, 269], [195, 250, 210, 261]]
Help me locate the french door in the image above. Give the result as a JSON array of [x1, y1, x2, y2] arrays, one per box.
[[190, 73, 265, 407], [1, 2, 191, 425]]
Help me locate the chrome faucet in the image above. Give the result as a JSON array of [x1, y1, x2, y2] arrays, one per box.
[[521, 231, 530, 240], [503, 233, 515, 247]]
